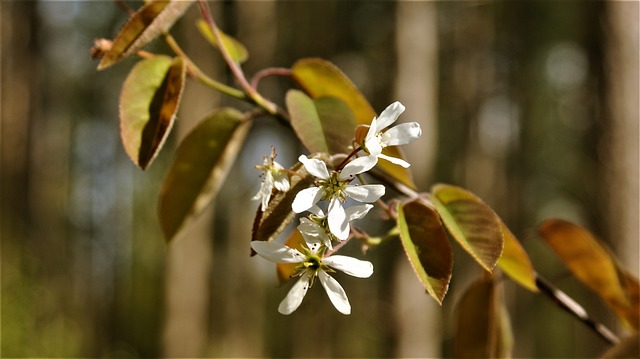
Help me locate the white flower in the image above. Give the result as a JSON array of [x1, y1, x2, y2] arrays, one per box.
[[291, 155, 384, 240], [298, 204, 373, 249], [252, 150, 290, 211], [363, 101, 422, 168], [251, 237, 374, 315]]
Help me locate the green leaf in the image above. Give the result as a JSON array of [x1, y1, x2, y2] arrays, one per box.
[[453, 276, 513, 358], [430, 184, 504, 272], [397, 199, 453, 304], [286, 90, 356, 155], [291, 58, 415, 189], [159, 108, 250, 242], [497, 220, 538, 292], [538, 219, 639, 330], [120, 56, 186, 170], [315, 96, 357, 155], [286, 90, 326, 153], [251, 163, 311, 246], [98, 0, 195, 70], [196, 20, 248, 64]]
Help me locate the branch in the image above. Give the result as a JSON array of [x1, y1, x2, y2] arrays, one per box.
[[535, 276, 620, 345]]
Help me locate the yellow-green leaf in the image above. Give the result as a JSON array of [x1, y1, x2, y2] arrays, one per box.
[[98, 0, 194, 70], [120, 56, 186, 170], [431, 184, 504, 272], [454, 276, 513, 358], [291, 58, 415, 189], [286, 90, 356, 155], [159, 108, 250, 242], [539, 219, 639, 330], [397, 199, 453, 304], [497, 221, 538, 292], [196, 19, 248, 64]]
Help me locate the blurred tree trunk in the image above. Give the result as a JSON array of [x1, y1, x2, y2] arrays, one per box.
[[161, 5, 222, 357], [603, 2, 639, 274], [392, 2, 441, 357]]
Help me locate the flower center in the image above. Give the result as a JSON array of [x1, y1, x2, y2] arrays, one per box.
[[318, 172, 349, 201]]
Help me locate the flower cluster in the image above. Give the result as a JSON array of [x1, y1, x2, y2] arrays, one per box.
[[251, 101, 421, 314]]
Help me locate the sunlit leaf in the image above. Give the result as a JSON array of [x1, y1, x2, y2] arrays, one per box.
[[196, 19, 249, 64], [453, 276, 512, 358], [286, 90, 356, 155], [291, 58, 415, 189], [286, 90, 326, 153], [159, 108, 250, 242], [497, 221, 538, 292], [119, 56, 186, 170], [276, 230, 306, 285], [539, 219, 639, 329], [315, 96, 358, 155], [98, 0, 195, 70], [251, 163, 311, 246], [397, 199, 453, 304], [431, 184, 504, 272]]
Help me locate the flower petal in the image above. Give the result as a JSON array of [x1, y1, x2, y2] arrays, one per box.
[[365, 117, 379, 141], [323, 255, 374, 278], [278, 273, 311, 315], [273, 171, 290, 192], [378, 153, 411, 168], [298, 219, 332, 249], [328, 197, 349, 241], [307, 205, 325, 217], [344, 184, 385, 203], [291, 186, 323, 213], [376, 101, 405, 131], [345, 204, 374, 221], [318, 271, 351, 315], [339, 155, 378, 179], [298, 155, 330, 180], [381, 122, 422, 146], [251, 241, 305, 263]]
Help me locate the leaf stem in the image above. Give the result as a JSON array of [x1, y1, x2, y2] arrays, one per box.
[[535, 276, 619, 345], [250, 67, 293, 90], [197, 0, 279, 116], [163, 34, 246, 100]]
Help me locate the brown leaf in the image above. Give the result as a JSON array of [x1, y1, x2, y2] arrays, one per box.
[[98, 0, 194, 70], [539, 219, 639, 330], [397, 199, 453, 304]]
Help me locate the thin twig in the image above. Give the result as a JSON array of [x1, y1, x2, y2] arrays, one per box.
[[251, 67, 293, 90], [535, 276, 620, 345]]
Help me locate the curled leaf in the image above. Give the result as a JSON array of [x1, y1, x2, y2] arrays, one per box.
[[539, 219, 639, 330], [431, 184, 504, 272], [98, 0, 195, 70], [196, 19, 248, 64], [120, 56, 186, 170], [159, 108, 250, 242], [397, 199, 453, 304], [251, 163, 311, 247]]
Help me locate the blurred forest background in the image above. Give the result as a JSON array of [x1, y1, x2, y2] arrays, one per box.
[[1, 1, 638, 357]]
